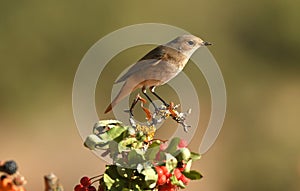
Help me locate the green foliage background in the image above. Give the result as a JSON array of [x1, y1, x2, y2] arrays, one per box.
[[0, 0, 299, 190]]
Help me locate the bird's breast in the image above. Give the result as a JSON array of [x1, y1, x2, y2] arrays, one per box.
[[163, 50, 189, 70]]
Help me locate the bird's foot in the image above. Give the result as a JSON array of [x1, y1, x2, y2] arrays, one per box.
[[127, 94, 153, 122], [167, 102, 191, 132], [164, 103, 170, 108]]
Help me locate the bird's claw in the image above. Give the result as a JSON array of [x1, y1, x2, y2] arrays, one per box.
[[164, 102, 191, 132], [126, 97, 192, 132]]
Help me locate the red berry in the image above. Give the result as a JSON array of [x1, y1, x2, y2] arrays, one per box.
[[155, 166, 164, 177], [88, 185, 96, 191], [74, 184, 83, 191], [160, 166, 170, 177], [178, 139, 188, 148], [180, 174, 190, 185], [79, 187, 88, 191], [159, 183, 176, 191], [169, 184, 177, 191], [178, 162, 186, 172], [173, 168, 182, 179], [159, 187, 168, 191], [160, 143, 168, 150], [158, 186, 169, 191], [166, 177, 170, 184], [157, 174, 167, 185], [80, 176, 91, 187]]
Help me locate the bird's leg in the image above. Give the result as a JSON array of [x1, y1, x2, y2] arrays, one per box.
[[168, 101, 190, 132], [129, 94, 141, 116], [149, 86, 169, 107], [129, 93, 152, 121], [168, 102, 180, 122], [142, 87, 159, 111]]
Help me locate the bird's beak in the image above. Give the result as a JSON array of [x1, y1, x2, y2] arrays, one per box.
[[202, 41, 212, 46]]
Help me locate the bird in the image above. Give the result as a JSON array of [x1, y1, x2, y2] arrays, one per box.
[[104, 34, 211, 114]]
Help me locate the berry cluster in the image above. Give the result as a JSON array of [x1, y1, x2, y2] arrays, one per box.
[[155, 163, 190, 191], [74, 176, 101, 191], [0, 160, 26, 191], [155, 166, 173, 190], [173, 168, 190, 185], [0, 161, 18, 175], [81, 120, 202, 191]]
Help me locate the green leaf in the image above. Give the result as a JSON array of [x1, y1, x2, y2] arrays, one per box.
[[144, 144, 160, 161], [116, 166, 134, 179], [128, 150, 145, 165], [106, 125, 127, 140], [190, 152, 201, 161], [93, 120, 123, 133], [170, 175, 186, 188], [141, 167, 158, 189], [84, 134, 106, 150], [148, 140, 161, 148], [110, 179, 125, 191], [108, 141, 119, 160], [165, 153, 178, 171], [96, 120, 123, 127], [175, 148, 191, 162], [104, 174, 115, 190], [165, 137, 180, 154], [184, 159, 192, 172], [182, 170, 203, 180], [99, 125, 127, 142], [105, 165, 119, 179], [118, 137, 138, 152]]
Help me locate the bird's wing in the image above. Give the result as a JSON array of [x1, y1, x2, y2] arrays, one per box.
[[115, 45, 166, 83]]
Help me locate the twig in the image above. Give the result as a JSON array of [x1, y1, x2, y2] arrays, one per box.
[[44, 173, 63, 191]]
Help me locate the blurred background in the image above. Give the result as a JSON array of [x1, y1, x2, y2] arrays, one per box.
[[1, 0, 300, 190]]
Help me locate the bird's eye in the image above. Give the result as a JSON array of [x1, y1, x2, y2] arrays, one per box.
[[187, 40, 194, 46]]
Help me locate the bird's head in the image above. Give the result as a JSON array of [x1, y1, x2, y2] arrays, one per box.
[[165, 34, 211, 57]]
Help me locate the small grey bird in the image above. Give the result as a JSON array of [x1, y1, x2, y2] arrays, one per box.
[[105, 34, 211, 113]]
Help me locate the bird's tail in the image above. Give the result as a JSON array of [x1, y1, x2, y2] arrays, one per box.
[[104, 80, 137, 113]]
